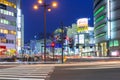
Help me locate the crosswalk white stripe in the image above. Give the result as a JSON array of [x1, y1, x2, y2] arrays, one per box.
[[19, 78, 45, 80], [0, 73, 48, 76], [0, 77, 45, 80], [0, 75, 47, 78]]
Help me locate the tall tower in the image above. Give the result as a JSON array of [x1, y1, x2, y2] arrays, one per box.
[[94, 0, 120, 57]]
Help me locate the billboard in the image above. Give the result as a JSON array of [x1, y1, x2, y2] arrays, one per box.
[[77, 18, 88, 32]]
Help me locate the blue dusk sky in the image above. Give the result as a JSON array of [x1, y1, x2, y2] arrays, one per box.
[[22, 0, 94, 43]]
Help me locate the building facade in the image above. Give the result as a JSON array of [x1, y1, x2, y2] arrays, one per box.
[[94, 0, 120, 57], [68, 24, 95, 57], [0, 0, 24, 58], [66, 18, 95, 57]]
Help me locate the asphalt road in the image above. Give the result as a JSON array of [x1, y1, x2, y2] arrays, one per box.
[[0, 62, 120, 80], [49, 64, 120, 80], [0, 65, 17, 69]]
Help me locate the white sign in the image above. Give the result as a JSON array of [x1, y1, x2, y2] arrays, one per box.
[[77, 18, 88, 27]]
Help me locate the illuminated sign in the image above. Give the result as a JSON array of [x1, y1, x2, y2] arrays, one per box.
[[77, 18, 88, 32]]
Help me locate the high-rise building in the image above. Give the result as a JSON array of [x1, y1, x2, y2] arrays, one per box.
[[94, 0, 120, 57], [0, 0, 24, 58]]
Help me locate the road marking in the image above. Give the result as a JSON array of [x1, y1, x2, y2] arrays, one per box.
[[0, 77, 45, 80], [0, 75, 47, 78]]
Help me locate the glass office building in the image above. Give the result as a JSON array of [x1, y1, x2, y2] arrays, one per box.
[[94, 0, 120, 57]]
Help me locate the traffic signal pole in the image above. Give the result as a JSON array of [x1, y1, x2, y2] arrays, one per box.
[[51, 42, 55, 61], [52, 47, 55, 61], [61, 22, 64, 63]]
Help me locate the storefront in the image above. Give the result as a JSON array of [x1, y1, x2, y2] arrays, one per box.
[[95, 42, 107, 57]]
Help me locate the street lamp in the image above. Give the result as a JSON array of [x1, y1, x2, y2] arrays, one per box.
[[33, 0, 58, 61]]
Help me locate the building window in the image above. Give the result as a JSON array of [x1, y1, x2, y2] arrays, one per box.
[[0, 9, 15, 17], [0, 18, 16, 26], [4, 29, 8, 34]]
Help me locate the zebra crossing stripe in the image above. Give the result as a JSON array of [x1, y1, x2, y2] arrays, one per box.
[[0, 77, 45, 80], [0, 75, 47, 78], [0, 73, 48, 76], [19, 78, 45, 80]]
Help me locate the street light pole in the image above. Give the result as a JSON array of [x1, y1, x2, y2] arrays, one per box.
[[43, 4, 47, 62], [33, 0, 58, 62]]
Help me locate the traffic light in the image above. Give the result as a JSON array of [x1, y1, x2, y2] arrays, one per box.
[[51, 42, 55, 47], [76, 44, 79, 48]]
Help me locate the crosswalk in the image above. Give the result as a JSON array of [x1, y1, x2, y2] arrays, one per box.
[[0, 64, 55, 80]]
